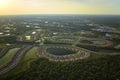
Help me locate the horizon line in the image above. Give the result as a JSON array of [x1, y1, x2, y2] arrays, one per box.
[[0, 13, 120, 16]]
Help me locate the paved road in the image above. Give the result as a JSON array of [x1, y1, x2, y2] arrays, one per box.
[[38, 46, 44, 57], [72, 37, 81, 47], [0, 48, 9, 57], [38, 45, 90, 62], [17, 30, 40, 42], [44, 51, 90, 62], [0, 44, 91, 75], [0, 45, 90, 75], [0, 46, 32, 75]]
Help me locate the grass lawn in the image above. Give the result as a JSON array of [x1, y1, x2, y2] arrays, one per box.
[[0, 47, 39, 78], [0, 48, 20, 67], [11, 47, 39, 74], [0, 44, 7, 48], [23, 47, 38, 62]]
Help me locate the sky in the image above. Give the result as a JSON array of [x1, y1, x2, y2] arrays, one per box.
[[0, 0, 120, 15]]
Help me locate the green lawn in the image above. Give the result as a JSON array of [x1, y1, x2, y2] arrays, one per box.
[[0, 44, 7, 48], [13, 47, 39, 73], [0, 47, 39, 78], [23, 47, 38, 62], [0, 48, 20, 67]]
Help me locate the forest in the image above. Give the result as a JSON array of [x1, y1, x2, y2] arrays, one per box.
[[2, 55, 120, 80]]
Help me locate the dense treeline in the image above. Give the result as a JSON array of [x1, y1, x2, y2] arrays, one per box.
[[44, 40, 72, 45], [77, 44, 120, 52], [3, 55, 120, 80], [0, 36, 17, 43]]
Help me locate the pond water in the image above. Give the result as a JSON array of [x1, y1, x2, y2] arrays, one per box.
[[47, 48, 76, 55]]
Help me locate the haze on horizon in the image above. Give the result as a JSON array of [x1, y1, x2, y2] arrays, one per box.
[[0, 0, 120, 15]]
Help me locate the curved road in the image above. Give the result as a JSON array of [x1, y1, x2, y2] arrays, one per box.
[[38, 45, 90, 62], [0, 46, 32, 75], [0, 45, 90, 75]]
